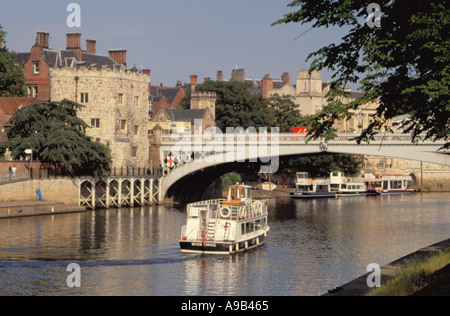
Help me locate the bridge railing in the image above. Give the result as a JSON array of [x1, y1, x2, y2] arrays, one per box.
[[160, 133, 445, 146]]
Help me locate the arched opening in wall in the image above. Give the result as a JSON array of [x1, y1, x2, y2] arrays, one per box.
[[95, 180, 107, 208], [109, 180, 119, 207], [80, 180, 93, 208], [134, 179, 142, 206], [409, 173, 419, 187], [121, 180, 131, 206]]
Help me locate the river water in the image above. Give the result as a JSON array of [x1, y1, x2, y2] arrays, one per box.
[[0, 193, 449, 296]]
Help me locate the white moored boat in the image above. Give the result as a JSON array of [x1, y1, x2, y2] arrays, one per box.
[[179, 184, 270, 255], [330, 172, 368, 197], [290, 172, 336, 199], [364, 174, 414, 195]]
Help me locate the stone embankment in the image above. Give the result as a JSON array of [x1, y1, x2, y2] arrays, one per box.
[[324, 239, 450, 296]]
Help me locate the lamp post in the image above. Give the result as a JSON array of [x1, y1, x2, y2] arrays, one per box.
[[25, 149, 33, 178]]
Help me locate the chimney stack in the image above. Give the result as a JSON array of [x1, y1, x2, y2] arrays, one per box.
[[281, 72, 290, 85], [190, 75, 198, 87], [66, 32, 81, 50], [86, 39, 96, 54], [217, 70, 223, 82], [109, 49, 127, 66], [261, 74, 274, 99], [66, 32, 82, 61], [37, 31, 49, 49]]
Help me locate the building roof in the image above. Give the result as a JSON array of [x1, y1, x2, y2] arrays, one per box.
[[15, 48, 120, 69], [165, 109, 208, 124]]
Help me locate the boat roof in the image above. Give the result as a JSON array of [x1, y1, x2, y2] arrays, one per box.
[[229, 184, 252, 189]]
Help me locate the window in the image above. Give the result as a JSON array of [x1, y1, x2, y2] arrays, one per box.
[[120, 119, 127, 131], [134, 96, 139, 106], [132, 147, 138, 158], [27, 86, 38, 97], [133, 125, 139, 136], [81, 93, 89, 103], [118, 94, 124, 105], [91, 119, 100, 128], [33, 62, 40, 74], [95, 138, 101, 143]]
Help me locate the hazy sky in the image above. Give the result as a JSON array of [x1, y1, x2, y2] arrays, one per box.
[[1, 0, 351, 87]]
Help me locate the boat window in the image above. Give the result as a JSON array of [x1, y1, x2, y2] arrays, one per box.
[[241, 223, 246, 235]]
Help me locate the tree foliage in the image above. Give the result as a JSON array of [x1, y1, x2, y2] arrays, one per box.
[[181, 81, 276, 130], [0, 25, 26, 97], [268, 94, 303, 132], [6, 99, 111, 177], [180, 81, 306, 132], [273, 0, 450, 149], [281, 154, 365, 178]]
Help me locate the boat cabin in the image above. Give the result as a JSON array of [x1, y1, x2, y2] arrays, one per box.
[[224, 184, 253, 206]]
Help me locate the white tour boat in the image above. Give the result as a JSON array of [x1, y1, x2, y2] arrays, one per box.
[[179, 184, 270, 255], [290, 172, 336, 199], [330, 172, 368, 197], [364, 174, 414, 195]]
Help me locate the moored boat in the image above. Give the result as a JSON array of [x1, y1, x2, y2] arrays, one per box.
[[330, 172, 368, 197], [290, 172, 336, 199], [364, 174, 414, 195], [179, 184, 270, 255]]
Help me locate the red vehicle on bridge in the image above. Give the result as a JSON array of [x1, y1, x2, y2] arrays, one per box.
[[289, 127, 316, 134]]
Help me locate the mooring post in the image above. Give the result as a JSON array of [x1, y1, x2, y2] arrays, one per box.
[[106, 178, 111, 209], [91, 179, 96, 210]]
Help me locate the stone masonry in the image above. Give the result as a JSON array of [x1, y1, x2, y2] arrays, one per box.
[[50, 67, 150, 169]]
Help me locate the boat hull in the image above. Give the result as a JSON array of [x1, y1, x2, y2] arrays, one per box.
[[335, 191, 368, 197], [378, 190, 414, 195], [180, 234, 266, 255], [290, 192, 336, 199]]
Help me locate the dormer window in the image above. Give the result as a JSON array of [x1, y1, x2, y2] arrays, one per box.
[[33, 62, 40, 74]]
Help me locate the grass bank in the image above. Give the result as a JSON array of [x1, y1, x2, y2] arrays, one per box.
[[367, 249, 450, 296]]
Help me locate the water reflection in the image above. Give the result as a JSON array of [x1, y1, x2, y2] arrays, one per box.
[[0, 193, 449, 296]]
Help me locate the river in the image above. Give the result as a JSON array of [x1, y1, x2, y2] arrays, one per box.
[[0, 192, 449, 296]]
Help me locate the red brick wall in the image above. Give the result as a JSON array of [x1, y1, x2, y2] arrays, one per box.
[[0, 97, 40, 142], [23, 45, 51, 100]]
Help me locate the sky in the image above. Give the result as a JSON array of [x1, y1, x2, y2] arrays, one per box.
[[0, 0, 353, 88]]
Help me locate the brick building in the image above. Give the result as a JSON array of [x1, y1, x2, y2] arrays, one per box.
[[0, 97, 41, 142], [13, 31, 151, 169]]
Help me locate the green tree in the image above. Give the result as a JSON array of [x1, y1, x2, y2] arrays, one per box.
[[0, 25, 25, 97], [6, 99, 111, 177], [268, 94, 303, 132], [273, 0, 450, 149], [281, 154, 364, 178], [181, 81, 276, 130], [222, 172, 242, 191]]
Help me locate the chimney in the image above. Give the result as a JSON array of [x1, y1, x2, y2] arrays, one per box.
[[217, 71, 224, 82], [86, 39, 96, 54], [231, 69, 245, 82], [281, 72, 290, 85], [204, 77, 211, 83], [261, 74, 274, 99], [36, 31, 49, 49], [190, 75, 198, 87], [66, 32, 82, 61], [142, 69, 151, 76], [109, 49, 127, 66]]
